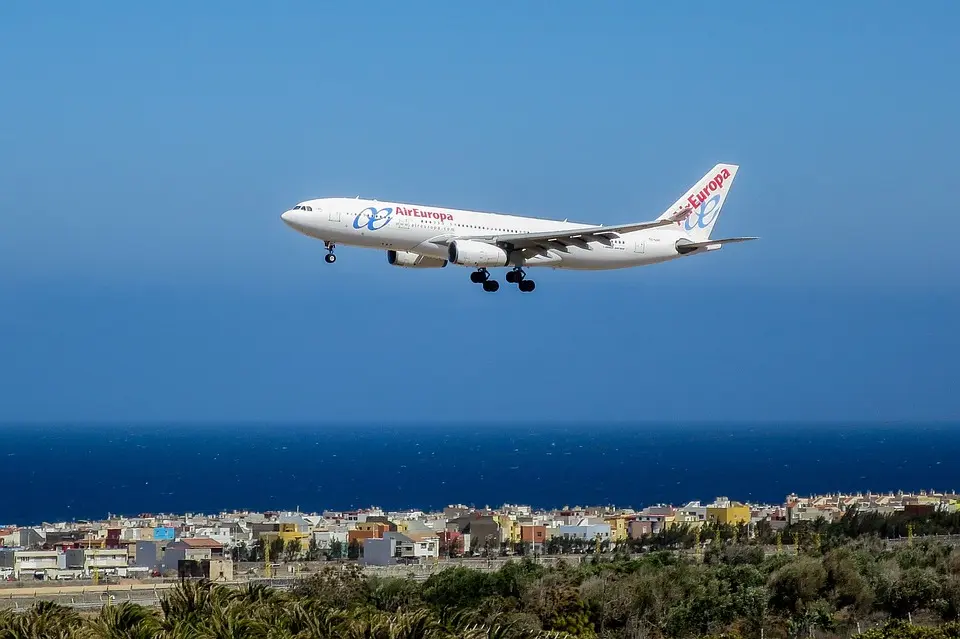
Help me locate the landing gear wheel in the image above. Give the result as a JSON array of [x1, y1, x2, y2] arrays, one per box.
[[470, 269, 490, 284], [482, 280, 500, 292], [323, 241, 337, 263], [518, 280, 536, 293], [506, 268, 525, 284]]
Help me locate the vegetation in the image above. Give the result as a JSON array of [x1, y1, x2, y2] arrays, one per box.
[[5, 509, 960, 638], [3, 535, 960, 638]]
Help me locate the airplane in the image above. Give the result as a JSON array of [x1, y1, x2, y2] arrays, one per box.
[[280, 163, 756, 292]]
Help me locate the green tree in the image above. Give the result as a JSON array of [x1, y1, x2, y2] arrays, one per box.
[[306, 535, 321, 561], [284, 538, 301, 562], [880, 567, 943, 619], [327, 539, 344, 560], [268, 537, 285, 564], [248, 538, 264, 563], [347, 538, 362, 560], [767, 557, 828, 616]]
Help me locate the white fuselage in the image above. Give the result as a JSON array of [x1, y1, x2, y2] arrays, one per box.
[[281, 197, 689, 270]]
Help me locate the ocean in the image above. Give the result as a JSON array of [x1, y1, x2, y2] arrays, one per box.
[[0, 422, 957, 525]]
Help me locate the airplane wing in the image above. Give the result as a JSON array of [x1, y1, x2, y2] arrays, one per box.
[[430, 205, 694, 250], [674, 237, 758, 254]]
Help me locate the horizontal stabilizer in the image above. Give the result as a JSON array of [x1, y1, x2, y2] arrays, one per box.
[[675, 236, 758, 255]]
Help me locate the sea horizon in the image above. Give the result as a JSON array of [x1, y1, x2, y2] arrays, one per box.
[[1, 421, 958, 526]]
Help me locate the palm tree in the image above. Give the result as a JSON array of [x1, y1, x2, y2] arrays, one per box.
[[83, 601, 162, 639], [4, 600, 85, 639]]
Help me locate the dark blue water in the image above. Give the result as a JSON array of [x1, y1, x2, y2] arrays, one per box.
[[0, 423, 958, 525]]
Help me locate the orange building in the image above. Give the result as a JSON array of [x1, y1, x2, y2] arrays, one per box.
[[520, 525, 546, 544], [348, 522, 390, 546]]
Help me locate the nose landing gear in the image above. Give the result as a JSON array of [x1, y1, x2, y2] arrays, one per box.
[[324, 242, 337, 264]]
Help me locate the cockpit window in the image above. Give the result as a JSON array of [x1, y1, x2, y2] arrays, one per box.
[[292, 205, 313, 211]]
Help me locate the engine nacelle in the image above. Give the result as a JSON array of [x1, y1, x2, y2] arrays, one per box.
[[386, 250, 447, 268], [447, 240, 509, 267]]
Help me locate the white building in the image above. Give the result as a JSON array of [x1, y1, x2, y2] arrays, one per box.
[[398, 535, 439, 561], [362, 533, 439, 566], [557, 523, 612, 542], [312, 530, 348, 549], [13, 551, 64, 578], [65, 549, 128, 576]]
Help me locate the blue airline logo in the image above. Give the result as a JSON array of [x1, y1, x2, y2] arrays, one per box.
[[684, 194, 722, 231], [353, 206, 394, 231]]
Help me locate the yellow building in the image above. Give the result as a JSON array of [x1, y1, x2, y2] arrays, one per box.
[[274, 523, 310, 550], [603, 516, 628, 542], [496, 516, 521, 544], [706, 502, 750, 526]]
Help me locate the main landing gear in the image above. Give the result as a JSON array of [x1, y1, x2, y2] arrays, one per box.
[[470, 268, 499, 292], [323, 241, 337, 264], [505, 267, 536, 293], [470, 268, 536, 292]]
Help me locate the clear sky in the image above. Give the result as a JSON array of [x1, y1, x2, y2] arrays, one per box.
[[1, 2, 958, 423]]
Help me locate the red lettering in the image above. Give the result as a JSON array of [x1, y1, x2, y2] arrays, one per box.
[[687, 169, 734, 209]]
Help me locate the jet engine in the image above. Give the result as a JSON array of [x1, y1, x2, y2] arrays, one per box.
[[386, 250, 447, 268], [447, 240, 509, 267]]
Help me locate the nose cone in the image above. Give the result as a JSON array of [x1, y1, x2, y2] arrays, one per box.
[[281, 208, 313, 236], [281, 209, 306, 231]]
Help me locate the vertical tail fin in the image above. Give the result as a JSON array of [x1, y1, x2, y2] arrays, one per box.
[[658, 164, 739, 241]]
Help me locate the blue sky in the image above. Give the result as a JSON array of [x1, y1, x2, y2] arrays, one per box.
[[1, 2, 958, 423]]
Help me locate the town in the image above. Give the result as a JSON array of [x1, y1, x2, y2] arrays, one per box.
[[2, 490, 958, 584]]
